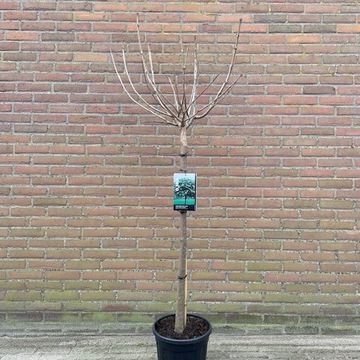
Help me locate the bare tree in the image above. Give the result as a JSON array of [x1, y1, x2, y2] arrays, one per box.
[[111, 16, 242, 335]]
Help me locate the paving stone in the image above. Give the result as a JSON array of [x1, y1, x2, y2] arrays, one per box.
[[0, 335, 358, 360]]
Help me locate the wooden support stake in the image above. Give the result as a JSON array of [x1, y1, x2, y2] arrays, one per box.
[[174, 133, 188, 334]]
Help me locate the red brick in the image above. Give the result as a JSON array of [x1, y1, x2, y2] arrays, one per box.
[[337, 24, 360, 33], [166, 3, 200, 12], [236, 3, 269, 13], [0, 104, 12, 112], [92, 2, 126, 11], [305, 4, 340, 13], [0, 1, 20, 10], [301, 148, 336, 157], [270, 4, 304, 13], [6, 31, 39, 41], [73, 52, 107, 63], [287, 35, 321, 44]]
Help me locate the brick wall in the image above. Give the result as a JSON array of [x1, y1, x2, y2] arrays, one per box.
[[0, 1, 359, 333]]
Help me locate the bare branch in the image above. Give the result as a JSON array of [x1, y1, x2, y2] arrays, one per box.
[[188, 41, 198, 121], [193, 74, 242, 121], [189, 19, 243, 123], [190, 19, 242, 118], [120, 50, 173, 118], [174, 75, 182, 112], [186, 73, 220, 111], [179, 40, 191, 127], [111, 15, 243, 132], [120, 50, 180, 126], [110, 51, 178, 127], [167, 75, 180, 113], [146, 44, 180, 114], [135, 20, 181, 121], [147, 44, 155, 83], [135, 16, 177, 115]]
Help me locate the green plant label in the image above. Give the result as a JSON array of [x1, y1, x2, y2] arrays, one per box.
[[173, 173, 197, 211]]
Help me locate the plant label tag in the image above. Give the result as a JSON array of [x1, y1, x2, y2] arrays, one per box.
[[173, 173, 197, 211]]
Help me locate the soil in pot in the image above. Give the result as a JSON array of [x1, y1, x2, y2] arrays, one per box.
[[155, 314, 210, 340]]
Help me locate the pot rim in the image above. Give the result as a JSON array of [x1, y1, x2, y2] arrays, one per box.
[[152, 313, 212, 345]]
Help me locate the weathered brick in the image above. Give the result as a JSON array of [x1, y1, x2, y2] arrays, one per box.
[[320, 200, 354, 209], [9, 228, 45, 238], [304, 24, 336, 33], [303, 86, 336, 95], [45, 271, 81, 281], [247, 262, 282, 271], [5, 291, 42, 301], [44, 291, 80, 301], [269, 24, 302, 33], [81, 291, 115, 301], [0, 261, 26, 270], [319, 179, 353, 189], [33, 198, 67, 206]]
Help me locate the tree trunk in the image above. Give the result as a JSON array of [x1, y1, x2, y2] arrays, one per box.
[[174, 126, 188, 334]]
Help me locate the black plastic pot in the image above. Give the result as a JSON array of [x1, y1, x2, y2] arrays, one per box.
[[152, 314, 212, 360]]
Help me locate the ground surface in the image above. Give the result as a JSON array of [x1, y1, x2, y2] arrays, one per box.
[[0, 335, 358, 360]]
